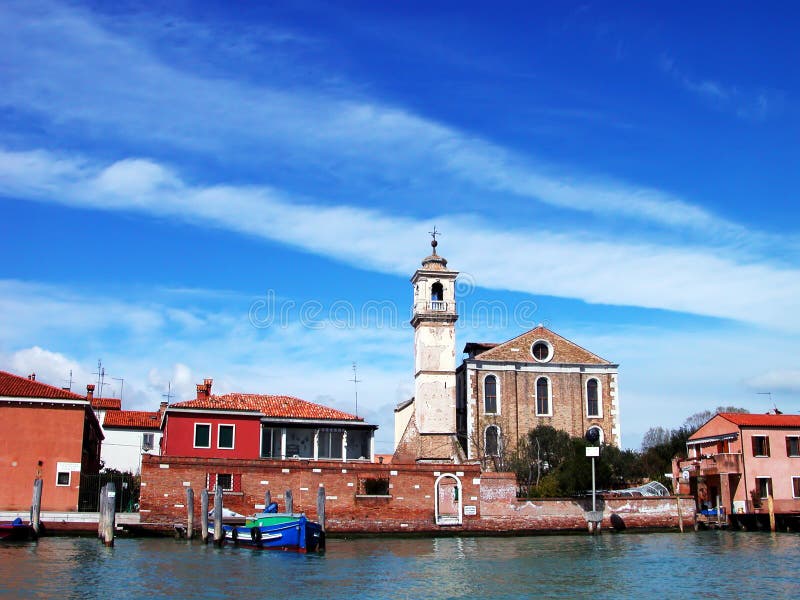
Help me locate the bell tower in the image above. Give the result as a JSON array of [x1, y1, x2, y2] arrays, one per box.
[[411, 230, 458, 434]]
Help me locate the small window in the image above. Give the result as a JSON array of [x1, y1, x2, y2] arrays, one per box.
[[536, 377, 550, 416], [787, 437, 800, 457], [142, 433, 154, 451], [194, 423, 211, 448], [261, 427, 282, 458], [484, 375, 498, 414], [216, 473, 233, 491], [531, 340, 553, 363], [485, 425, 500, 456], [793, 477, 800, 499], [752, 436, 770, 457], [756, 477, 772, 499], [360, 477, 390, 495], [56, 471, 70, 486], [318, 430, 343, 459], [586, 379, 600, 417], [218, 424, 235, 449]]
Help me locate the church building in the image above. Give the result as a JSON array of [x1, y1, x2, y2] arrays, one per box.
[[394, 237, 620, 465]]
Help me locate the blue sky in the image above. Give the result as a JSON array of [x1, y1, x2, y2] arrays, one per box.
[[2, 0, 799, 452]]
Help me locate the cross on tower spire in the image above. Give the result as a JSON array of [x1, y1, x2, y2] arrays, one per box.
[[428, 225, 440, 255]]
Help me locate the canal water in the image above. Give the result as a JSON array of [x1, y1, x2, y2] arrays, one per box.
[[1, 532, 798, 599]]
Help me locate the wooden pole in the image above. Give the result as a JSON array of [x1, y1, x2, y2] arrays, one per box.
[[213, 485, 223, 546], [265, 489, 271, 510], [768, 494, 776, 532], [98, 483, 107, 539], [103, 482, 116, 547], [316, 486, 326, 531], [30, 478, 43, 537], [676, 496, 684, 533], [200, 489, 209, 544], [285, 489, 293, 515], [186, 487, 195, 540]]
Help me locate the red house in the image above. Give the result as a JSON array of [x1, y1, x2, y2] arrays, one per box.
[[161, 379, 377, 470], [0, 371, 103, 511]]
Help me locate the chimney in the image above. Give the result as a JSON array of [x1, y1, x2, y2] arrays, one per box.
[[204, 378, 213, 396], [160, 401, 168, 411], [28, 373, 36, 381], [86, 384, 95, 401], [196, 383, 207, 400]]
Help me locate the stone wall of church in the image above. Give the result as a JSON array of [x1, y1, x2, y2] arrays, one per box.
[[465, 366, 617, 461]]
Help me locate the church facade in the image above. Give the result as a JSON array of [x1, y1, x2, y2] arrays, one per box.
[[394, 239, 620, 465], [456, 326, 620, 467]]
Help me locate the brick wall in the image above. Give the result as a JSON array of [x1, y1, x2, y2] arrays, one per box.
[[141, 455, 692, 533]]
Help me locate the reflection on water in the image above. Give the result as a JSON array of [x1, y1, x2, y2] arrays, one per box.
[[0, 532, 798, 599]]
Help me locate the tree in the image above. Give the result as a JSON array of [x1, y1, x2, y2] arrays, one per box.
[[641, 426, 672, 451], [682, 406, 749, 434]]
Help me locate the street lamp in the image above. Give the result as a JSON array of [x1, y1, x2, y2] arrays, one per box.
[[585, 428, 602, 533]]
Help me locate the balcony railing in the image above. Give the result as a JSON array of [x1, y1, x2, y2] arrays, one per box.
[[430, 300, 447, 311]]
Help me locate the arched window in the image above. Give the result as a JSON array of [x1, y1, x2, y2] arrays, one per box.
[[587, 378, 600, 417], [536, 377, 550, 416], [485, 425, 500, 456], [484, 375, 497, 414], [431, 282, 443, 301]]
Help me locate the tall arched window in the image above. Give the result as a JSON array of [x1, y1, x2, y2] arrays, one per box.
[[536, 377, 550, 416], [587, 378, 600, 417], [484, 375, 497, 414], [485, 425, 500, 456], [431, 282, 443, 301]]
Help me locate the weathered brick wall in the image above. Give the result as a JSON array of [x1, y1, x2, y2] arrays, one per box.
[[141, 456, 692, 533]]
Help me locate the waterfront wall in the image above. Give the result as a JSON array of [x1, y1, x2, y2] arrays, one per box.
[[140, 455, 693, 533]]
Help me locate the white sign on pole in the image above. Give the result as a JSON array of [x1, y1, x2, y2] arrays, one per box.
[[585, 447, 600, 457]]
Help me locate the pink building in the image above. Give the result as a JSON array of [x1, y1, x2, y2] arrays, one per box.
[[673, 412, 800, 516]]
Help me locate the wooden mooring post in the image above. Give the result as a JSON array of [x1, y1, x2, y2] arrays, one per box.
[[98, 483, 107, 539], [265, 490, 271, 509], [30, 478, 42, 537], [285, 489, 293, 514], [676, 496, 684, 533], [213, 485, 223, 546], [103, 482, 116, 547], [185, 487, 195, 540], [200, 489, 209, 544], [316, 486, 326, 531], [768, 494, 776, 532]]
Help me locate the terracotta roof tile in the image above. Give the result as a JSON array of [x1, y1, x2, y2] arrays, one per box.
[[719, 413, 800, 428], [91, 397, 122, 410], [103, 410, 161, 429], [171, 393, 363, 422], [0, 371, 86, 401]]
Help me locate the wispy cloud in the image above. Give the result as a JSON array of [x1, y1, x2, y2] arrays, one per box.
[[1, 148, 799, 331], [659, 54, 780, 121], [0, 0, 752, 239]]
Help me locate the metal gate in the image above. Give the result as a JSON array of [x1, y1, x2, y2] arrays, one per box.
[[78, 472, 140, 512]]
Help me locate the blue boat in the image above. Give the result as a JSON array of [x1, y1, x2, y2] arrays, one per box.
[[208, 510, 325, 553]]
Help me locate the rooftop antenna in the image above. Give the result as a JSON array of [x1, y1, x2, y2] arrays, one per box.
[[111, 377, 125, 401], [349, 362, 361, 417], [93, 360, 105, 398], [162, 381, 174, 404], [64, 369, 73, 391], [757, 391, 778, 413]]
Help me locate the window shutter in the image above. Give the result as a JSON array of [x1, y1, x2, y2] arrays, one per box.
[[787, 437, 792, 457], [765, 437, 770, 457]]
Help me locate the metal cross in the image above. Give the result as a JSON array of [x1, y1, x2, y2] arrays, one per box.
[[429, 226, 440, 242]]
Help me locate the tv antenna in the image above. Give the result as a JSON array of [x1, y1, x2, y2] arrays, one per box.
[[162, 381, 175, 404], [64, 369, 73, 391], [111, 377, 125, 401], [93, 360, 105, 398], [349, 362, 361, 417]]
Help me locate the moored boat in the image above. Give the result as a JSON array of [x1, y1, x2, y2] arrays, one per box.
[[208, 512, 324, 553], [0, 518, 36, 541]]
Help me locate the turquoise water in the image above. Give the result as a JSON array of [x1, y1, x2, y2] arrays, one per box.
[[0, 532, 798, 599]]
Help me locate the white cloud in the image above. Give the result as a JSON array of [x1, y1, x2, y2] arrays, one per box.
[[1, 149, 799, 331], [0, 0, 750, 236], [745, 370, 800, 394]]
